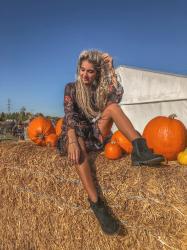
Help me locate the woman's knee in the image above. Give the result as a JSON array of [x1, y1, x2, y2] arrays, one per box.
[[99, 103, 121, 123], [105, 102, 120, 112]]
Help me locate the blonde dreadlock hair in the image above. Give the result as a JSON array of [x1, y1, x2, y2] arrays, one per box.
[[75, 50, 117, 120]]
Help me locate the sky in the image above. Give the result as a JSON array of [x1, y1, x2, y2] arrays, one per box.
[[0, 0, 187, 117]]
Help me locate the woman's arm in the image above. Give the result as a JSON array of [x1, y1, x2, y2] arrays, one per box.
[[64, 83, 80, 141], [106, 80, 124, 105], [67, 128, 77, 143], [64, 83, 80, 164], [101, 53, 124, 105], [64, 84, 78, 134]]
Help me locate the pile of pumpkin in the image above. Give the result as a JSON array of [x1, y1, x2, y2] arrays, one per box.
[[28, 115, 187, 165], [104, 114, 187, 166], [27, 116, 63, 147]]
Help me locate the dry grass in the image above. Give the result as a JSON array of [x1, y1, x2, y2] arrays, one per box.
[[0, 141, 186, 250]]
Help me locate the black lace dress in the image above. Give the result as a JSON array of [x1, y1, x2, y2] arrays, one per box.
[[57, 81, 124, 155]]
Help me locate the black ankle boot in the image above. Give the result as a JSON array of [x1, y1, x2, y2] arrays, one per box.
[[131, 138, 165, 166], [88, 197, 119, 235]]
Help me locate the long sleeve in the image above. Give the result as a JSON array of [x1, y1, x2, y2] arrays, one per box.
[[103, 64, 124, 104], [107, 80, 124, 104], [64, 83, 79, 129]]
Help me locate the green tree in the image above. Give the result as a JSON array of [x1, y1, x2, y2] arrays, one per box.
[[0, 112, 6, 121], [19, 106, 27, 121]]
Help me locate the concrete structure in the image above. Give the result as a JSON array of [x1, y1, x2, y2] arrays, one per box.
[[112, 66, 187, 134]]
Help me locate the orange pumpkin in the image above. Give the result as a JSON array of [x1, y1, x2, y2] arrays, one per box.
[[45, 133, 58, 147], [143, 114, 186, 160], [111, 130, 132, 154], [104, 141, 122, 160], [55, 118, 64, 137], [28, 116, 55, 146]]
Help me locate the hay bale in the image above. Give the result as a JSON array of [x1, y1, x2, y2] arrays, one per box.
[[0, 141, 186, 250]]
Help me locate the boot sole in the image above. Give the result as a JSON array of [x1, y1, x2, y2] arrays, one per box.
[[101, 223, 121, 235], [132, 156, 165, 167]]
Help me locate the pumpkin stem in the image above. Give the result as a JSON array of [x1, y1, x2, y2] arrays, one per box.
[[168, 114, 177, 119], [38, 133, 45, 140]]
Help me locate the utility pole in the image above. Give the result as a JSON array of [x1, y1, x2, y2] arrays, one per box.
[[7, 98, 11, 113]]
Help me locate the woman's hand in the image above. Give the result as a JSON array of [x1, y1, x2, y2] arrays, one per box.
[[102, 52, 116, 84], [101, 53, 113, 69], [68, 141, 81, 165]]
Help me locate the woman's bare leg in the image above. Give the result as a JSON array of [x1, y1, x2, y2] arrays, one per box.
[[74, 137, 98, 202], [98, 103, 140, 141], [76, 137, 120, 234], [97, 103, 165, 167], [72, 137, 119, 234]]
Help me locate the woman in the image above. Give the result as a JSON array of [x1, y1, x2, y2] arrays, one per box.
[[57, 50, 164, 235]]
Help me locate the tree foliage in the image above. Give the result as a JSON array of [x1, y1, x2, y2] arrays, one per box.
[[0, 111, 60, 122]]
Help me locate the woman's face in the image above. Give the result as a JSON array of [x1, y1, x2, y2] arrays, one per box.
[[79, 60, 97, 86]]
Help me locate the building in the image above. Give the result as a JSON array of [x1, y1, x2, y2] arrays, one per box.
[[112, 66, 187, 133]]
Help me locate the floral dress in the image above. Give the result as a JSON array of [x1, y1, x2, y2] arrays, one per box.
[[57, 81, 124, 155]]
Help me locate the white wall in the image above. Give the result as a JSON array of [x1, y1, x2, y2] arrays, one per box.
[[112, 66, 187, 134]]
